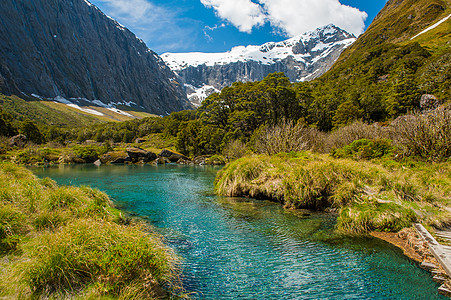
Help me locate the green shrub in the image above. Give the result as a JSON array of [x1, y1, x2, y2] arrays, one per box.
[[338, 202, 417, 233], [19, 119, 44, 144], [72, 145, 100, 163], [390, 109, 451, 161], [206, 155, 226, 165], [331, 138, 395, 160]]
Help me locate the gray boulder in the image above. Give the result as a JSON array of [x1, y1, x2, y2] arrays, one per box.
[[127, 147, 157, 163], [420, 94, 441, 110], [100, 152, 130, 164], [158, 149, 189, 162], [9, 134, 27, 148]]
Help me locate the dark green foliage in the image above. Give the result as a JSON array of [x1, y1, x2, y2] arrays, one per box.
[[19, 119, 44, 144], [72, 145, 101, 163], [331, 139, 395, 160], [175, 120, 225, 157], [198, 73, 302, 134], [0, 108, 16, 137]]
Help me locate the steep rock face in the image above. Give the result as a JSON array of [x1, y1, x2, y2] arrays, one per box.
[[0, 0, 191, 114], [162, 25, 356, 105]]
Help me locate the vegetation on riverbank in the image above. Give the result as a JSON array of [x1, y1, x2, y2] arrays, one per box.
[[0, 162, 180, 299], [215, 152, 451, 234]]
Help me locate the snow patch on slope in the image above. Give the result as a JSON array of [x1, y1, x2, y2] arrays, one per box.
[[83, 0, 93, 7], [46, 95, 138, 117], [411, 14, 451, 40], [67, 103, 105, 116], [185, 84, 220, 107]]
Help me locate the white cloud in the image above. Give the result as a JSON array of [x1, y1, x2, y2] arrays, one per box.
[[203, 23, 226, 42], [200, 0, 367, 36], [200, 0, 266, 33], [96, 0, 152, 20], [260, 0, 367, 36]]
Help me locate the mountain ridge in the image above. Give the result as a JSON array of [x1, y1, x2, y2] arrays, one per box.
[[162, 24, 356, 106]]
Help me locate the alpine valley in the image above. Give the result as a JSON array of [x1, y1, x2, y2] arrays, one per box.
[[1, 0, 451, 299]]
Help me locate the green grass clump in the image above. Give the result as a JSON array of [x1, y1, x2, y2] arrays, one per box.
[[206, 155, 226, 165], [0, 162, 179, 299], [215, 153, 451, 233], [26, 219, 175, 299], [338, 202, 417, 233]]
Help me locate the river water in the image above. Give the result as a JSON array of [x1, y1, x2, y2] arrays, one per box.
[[31, 164, 445, 299]]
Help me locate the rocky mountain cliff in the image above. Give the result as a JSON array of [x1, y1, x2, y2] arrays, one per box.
[[0, 0, 191, 115], [162, 25, 356, 105]]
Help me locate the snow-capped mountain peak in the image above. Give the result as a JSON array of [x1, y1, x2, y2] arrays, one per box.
[[162, 24, 355, 71], [161, 24, 356, 106]]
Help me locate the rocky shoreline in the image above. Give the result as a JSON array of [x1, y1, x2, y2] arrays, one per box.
[[97, 147, 225, 166], [372, 228, 451, 297]]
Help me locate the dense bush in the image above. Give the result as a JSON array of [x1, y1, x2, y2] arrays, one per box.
[[19, 119, 44, 144], [250, 121, 320, 155], [389, 109, 451, 161], [331, 139, 395, 160]]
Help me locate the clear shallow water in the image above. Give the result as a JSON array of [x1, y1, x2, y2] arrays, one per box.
[[31, 164, 445, 299]]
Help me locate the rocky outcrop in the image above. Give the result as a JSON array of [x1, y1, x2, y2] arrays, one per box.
[[420, 94, 441, 110], [100, 152, 130, 164], [0, 0, 191, 115]]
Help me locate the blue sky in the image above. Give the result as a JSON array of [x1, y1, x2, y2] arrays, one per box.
[[88, 0, 388, 54]]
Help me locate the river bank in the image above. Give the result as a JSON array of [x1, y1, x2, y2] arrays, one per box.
[[215, 152, 451, 234], [0, 162, 181, 299]]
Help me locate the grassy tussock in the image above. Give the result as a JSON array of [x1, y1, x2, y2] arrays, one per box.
[[215, 153, 451, 233], [0, 162, 179, 299]]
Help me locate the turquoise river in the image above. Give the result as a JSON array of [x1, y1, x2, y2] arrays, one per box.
[[31, 164, 446, 299]]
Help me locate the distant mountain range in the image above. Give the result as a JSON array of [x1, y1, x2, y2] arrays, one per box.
[[0, 0, 191, 115], [162, 25, 356, 106]]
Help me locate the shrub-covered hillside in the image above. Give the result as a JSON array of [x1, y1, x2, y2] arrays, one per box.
[[308, 0, 451, 129]]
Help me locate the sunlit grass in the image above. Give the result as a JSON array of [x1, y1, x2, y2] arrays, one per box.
[[215, 152, 451, 234], [0, 162, 179, 299]]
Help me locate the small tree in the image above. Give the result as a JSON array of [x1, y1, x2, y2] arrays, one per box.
[[20, 119, 44, 144]]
